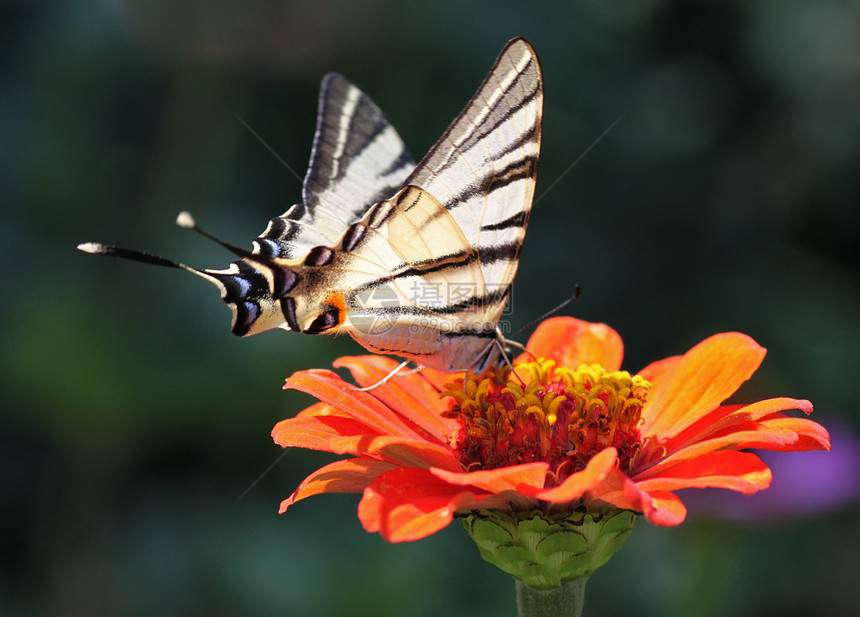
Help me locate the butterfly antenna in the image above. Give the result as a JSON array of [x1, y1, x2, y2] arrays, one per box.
[[176, 212, 286, 274], [78, 242, 195, 273], [512, 285, 582, 338], [78, 240, 239, 293], [79, 213, 280, 288], [175, 211, 263, 262]]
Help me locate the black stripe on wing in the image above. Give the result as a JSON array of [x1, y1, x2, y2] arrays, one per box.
[[405, 39, 542, 190], [350, 285, 509, 319], [348, 240, 514, 290], [249, 75, 418, 263], [442, 155, 539, 210], [427, 77, 542, 184], [303, 73, 416, 213], [481, 209, 528, 232], [447, 70, 542, 155]]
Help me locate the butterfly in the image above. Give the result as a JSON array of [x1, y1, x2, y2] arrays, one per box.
[[79, 37, 543, 374]]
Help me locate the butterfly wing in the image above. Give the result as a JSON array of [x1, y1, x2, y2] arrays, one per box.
[[276, 38, 543, 372], [197, 74, 417, 335], [301, 73, 417, 241], [341, 38, 542, 371], [405, 38, 542, 333], [274, 185, 480, 338]]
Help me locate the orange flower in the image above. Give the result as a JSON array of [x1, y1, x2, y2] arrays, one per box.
[[273, 317, 830, 543]]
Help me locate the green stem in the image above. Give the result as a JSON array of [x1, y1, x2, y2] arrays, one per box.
[[515, 577, 588, 617]]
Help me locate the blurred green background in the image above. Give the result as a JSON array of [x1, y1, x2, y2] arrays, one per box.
[[3, 1, 859, 615]]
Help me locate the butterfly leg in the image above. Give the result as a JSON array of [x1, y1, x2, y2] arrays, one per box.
[[352, 359, 412, 391]]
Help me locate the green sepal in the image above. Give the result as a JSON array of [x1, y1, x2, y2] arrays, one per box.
[[460, 507, 637, 589]]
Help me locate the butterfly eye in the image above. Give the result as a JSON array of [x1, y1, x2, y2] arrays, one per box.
[[306, 307, 341, 334]]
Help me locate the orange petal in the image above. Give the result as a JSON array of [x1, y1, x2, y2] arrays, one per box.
[[334, 356, 456, 442], [273, 414, 458, 469], [742, 416, 831, 452], [358, 467, 504, 542], [418, 366, 457, 392], [279, 458, 398, 513], [328, 434, 461, 471], [582, 465, 685, 525], [640, 491, 687, 526], [636, 403, 829, 481], [272, 415, 379, 451], [665, 398, 813, 452], [520, 317, 623, 371], [518, 447, 618, 502], [727, 397, 814, 421], [286, 368, 427, 440], [431, 462, 549, 504], [296, 402, 352, 419], [636, 423, 795, 480], [638, 355, 681, 385], [640, 333, 766, 440], [634, 451, 772, 494]]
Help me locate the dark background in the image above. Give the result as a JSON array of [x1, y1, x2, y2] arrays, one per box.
[[3, 1, 859, 615]]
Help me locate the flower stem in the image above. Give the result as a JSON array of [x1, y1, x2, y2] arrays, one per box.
[[515, 577, 588, 617]]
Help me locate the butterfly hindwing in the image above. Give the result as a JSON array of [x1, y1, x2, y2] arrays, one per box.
[[264, 185, 487, 365]]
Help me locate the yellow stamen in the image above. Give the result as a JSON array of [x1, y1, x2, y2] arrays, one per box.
[[442, 359, 652, 480]]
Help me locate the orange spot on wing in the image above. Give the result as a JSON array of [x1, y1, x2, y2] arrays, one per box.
[[324, 291, 347, 329]]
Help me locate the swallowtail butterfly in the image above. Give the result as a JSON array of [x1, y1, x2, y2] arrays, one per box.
[[79, 38, 543, 373]]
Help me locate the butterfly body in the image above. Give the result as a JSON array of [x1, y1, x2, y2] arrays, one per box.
[[80, 38, 543, 373]]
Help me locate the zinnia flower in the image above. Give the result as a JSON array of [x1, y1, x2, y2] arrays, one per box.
[[273, 317, 830, 566]]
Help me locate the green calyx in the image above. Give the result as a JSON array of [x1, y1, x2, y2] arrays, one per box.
[[460, 507, 637, 589]]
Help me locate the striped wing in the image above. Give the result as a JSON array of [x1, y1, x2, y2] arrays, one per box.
[[197, 74, 416, 335], [268, 38, 543, 372], [274, 185, 481, 335], [302, 73, 416, 241], [405, 38, 542, 337]]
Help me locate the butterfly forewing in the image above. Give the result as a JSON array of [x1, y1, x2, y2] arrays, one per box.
[[405, 38, 542, 334]]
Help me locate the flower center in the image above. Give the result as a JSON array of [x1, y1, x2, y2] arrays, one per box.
[[441, 359, 650, 485]]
